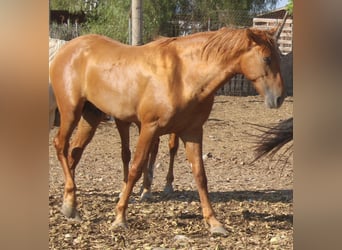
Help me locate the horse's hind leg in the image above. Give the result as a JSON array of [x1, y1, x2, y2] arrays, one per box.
[[53, 100, 85, 220], [68, 102, 104, 175], [140, 137, 160, 201], [163, 133, 179, 194]]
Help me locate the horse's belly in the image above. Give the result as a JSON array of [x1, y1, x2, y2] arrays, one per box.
[[87, 92, 138, 122]]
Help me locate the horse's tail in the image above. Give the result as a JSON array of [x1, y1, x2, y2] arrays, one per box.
[[49, 38, 67, 129], [251, 117, 293, 162]]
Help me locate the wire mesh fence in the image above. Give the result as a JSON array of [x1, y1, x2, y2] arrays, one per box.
[[49, 22, 82, 41], [167, 9, 253, 37]]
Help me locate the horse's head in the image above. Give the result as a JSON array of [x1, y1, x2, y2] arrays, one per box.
[[239, 28, 286, 109]]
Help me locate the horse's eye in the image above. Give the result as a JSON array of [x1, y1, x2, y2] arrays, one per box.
[[263, 57, 271, 65]]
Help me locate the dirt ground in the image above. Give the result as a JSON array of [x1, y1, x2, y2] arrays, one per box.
[[49, 95, 293, 249]]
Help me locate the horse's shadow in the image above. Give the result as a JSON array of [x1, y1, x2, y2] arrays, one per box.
[[153, 189, 293, 225], [64, 188, 293, 225], [78, 188, 292, 204], [242, 209, 293, 224], [152, 189, 293, 204]]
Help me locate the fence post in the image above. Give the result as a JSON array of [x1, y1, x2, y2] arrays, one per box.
[[131, 0, 143, 45]]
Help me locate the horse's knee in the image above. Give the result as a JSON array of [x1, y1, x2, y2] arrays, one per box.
[[53, 136, 62, 153], [54, 134, 70, 159], [192, 168, 208, 188], [128, 166, 143, 183]]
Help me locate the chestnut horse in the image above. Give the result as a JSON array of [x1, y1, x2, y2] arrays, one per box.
[[50, 27, 285, 235]]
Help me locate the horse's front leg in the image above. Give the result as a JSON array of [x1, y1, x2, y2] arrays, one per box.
[[115, 119, 132, 197], [181, 128, 228, 236], [112, 123, 157, 228]]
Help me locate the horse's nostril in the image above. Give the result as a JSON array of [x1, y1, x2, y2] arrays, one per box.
[[276, 96, 282, 107]]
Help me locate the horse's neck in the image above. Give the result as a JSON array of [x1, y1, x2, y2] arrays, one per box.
[[177, 40, 239, 101], [190, 63, 236, 102]]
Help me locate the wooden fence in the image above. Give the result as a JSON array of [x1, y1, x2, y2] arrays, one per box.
[[216, 75, 257, 96], [253, 17, 293, 55]]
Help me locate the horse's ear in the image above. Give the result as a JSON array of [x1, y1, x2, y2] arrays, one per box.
[[268, 21, 285, 40]]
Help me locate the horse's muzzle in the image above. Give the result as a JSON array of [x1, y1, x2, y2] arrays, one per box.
[[265, 93, 285, 109]]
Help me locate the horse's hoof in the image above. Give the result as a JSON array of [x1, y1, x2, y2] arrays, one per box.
[[210, 225, 228, 236], [111, 220, 128, 230], [140, 191, 153, 202], [163, 184, 174, 194], [61, 204, 81, 221]]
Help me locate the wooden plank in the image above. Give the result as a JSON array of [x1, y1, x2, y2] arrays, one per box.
[[252, 17, 292, 55], [278, 40, 293, 44], [253, 26, 292, 32], [280, 27, 293, 32], [279, 46, 292, 50], [253, 18, 293, 24]]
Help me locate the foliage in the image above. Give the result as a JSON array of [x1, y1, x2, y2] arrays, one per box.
[[49, 0, 85, 13], [81, 0, 131, 43], [169, 0, 279, 33], [143, 0, 179, 40], [50, 0, 282, 43], [286, 0, 293, 15]]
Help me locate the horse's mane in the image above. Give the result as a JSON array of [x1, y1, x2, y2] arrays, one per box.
[[147, 28, 277, 62], [151, 32, 209, 47], [201, 27, 277, 62]]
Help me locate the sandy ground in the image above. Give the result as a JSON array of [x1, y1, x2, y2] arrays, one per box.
[[49, 95, 293, 249]]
